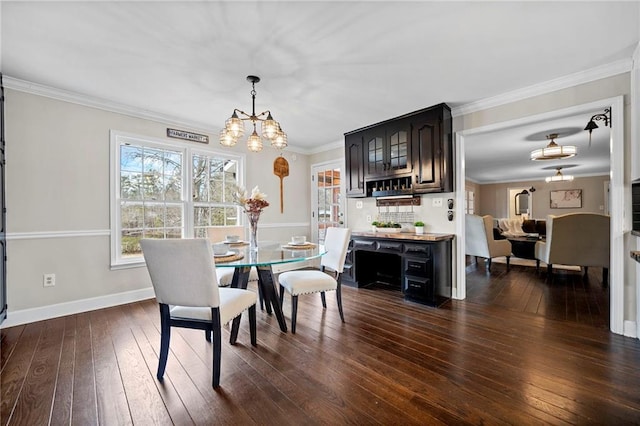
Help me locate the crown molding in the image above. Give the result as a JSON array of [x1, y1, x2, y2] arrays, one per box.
[[451, 59, 632, 118], [307, 139, 344, 155], [4, 76, 221, 134]]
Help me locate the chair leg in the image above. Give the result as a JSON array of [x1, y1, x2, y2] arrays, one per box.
[[487, 258, 492, 271], [506, 256, 510, 271], [336, 284, 345, 323], [547, 264, 553, 282], [249, 305, 257, 346], [157, 304, 171, 381], [320, 291, 327, 308], [211, 307, 222, 388], [258, 282, 265, 311], [205, 330, 211, 342], [229, 313, 241, 345], [603, 267, 609, 288], [536, 259, 540, 272], [279, 284, 285, 307], [291, 295, 298, 334]]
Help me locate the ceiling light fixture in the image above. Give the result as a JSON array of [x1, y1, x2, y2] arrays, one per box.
[[530, 133, 577, 161], [220, 75, 287, 152], [545, 167, 574, 183], [584, 107, 611, 147]]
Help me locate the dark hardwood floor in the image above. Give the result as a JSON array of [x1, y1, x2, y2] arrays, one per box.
[[2, 272, 638, 425], [466, 257, 610, 328]]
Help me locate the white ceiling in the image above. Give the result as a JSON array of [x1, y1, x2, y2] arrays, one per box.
[[2, 1, 638, 182]]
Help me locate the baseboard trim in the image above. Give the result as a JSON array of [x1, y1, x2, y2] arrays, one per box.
[[623, 320, 638, 338], [0, 287, 155, 328]]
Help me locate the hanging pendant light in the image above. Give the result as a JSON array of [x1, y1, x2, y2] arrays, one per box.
[[545, 167, 574, 183], [530, 133, 577, 161], [220, 75, 288, 152]]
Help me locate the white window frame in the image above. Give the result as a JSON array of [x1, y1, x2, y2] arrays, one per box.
[[110, 130, 244, 268]]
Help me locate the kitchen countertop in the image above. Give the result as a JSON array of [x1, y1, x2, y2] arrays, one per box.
[[352, 231, 455, 242]]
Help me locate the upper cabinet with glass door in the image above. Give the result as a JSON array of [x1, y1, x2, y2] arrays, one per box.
[[363, 117, 412, 178]]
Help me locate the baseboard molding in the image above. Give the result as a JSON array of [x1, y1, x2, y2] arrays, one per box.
[[623, 320, 638, 338], [0, 287, 155, 328]]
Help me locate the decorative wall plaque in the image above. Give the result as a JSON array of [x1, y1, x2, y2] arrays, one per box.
[[166, 128, 209, 144]]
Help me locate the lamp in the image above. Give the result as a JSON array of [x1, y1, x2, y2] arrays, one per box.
[[545, 167, 574, 183], [584, 107, 611, 146], [220, 75, 287, 152], [530, 133, 577, 161]]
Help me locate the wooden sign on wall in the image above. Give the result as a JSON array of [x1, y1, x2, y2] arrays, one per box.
[[167, 128, 209, 144]]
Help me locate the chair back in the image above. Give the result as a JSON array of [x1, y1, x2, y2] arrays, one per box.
[[141, 238, 221, 308], [320, 227, 351, 273], [544, 213, 610, 268], [207, 226, 245, 243], [465, 214, 491, 258]]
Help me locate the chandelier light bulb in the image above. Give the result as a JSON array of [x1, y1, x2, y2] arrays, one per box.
[[225, 111, 245, 139], [247, 128, 263, 152], [271, 126, 288, 149], [219, 129, 237, 147], [262, 113, 279, 140]]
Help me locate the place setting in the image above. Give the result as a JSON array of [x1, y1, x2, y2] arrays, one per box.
[[212, 242, 244, 263], [222, 234, 249, 246], [282, 235, 317, 250]]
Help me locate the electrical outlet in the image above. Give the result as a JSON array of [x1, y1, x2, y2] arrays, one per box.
[[43, 273, 56, 287], [432, 198, 443, 207], [356, 201, 363, 209], [366, 215, 372, 222]]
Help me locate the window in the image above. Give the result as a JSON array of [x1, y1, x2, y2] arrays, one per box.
[[111, 131, 243, 267], [465, 190, 475, 214]]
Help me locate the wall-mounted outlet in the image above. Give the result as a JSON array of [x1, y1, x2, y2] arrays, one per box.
[[432, 198, 443, 207], [43, 273, 56, 287], [366, 215, 372, 222], [356, 201, 363, 209]]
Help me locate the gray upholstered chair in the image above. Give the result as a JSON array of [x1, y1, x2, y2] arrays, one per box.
[[140, 238, 257, 388], [465, 214, 512, 271], [534, 213, 610, 285], [277, 227, 351, 333]]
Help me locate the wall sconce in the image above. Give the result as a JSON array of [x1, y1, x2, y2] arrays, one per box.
[[584, 107, 611, 146]]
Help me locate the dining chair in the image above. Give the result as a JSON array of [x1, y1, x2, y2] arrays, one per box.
[[140, 238, 257, 388], [277, 227, 351, 333]]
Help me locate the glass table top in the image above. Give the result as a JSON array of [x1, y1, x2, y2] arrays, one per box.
[[214, 240, 326, 268]]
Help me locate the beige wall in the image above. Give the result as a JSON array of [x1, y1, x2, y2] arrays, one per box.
[[5, 89, 311, 314], [478, 175, 609, 219]]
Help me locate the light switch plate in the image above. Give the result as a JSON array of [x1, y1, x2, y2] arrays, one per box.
[[432, 198, 443, 207]]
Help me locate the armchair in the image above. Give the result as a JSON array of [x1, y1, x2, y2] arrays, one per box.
[[465, 214, 512, 271], [534, 213, 610, 285]]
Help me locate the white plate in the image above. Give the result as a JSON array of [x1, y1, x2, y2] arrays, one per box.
[[224, 240, 244, 244], [287, 241, 308, 246], [214, 251, 235, 257]]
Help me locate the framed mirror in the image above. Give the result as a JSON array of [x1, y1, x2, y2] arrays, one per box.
[[515, 191, 529, 215]]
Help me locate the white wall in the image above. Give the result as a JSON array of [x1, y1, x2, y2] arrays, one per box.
[[4, 89, 311, 322]]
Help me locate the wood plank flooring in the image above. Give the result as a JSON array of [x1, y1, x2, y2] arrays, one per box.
[[2, 276, 638, 425]]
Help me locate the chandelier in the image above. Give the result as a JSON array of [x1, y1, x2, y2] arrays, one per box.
[[220, 75, 287, 152], [545, 167, 574, 183], [530, 133, 577, 161]]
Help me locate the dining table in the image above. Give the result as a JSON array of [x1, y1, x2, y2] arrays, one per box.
[[214, 240, 326, 339]]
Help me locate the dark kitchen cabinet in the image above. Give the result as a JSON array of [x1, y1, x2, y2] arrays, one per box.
[[412, 104, 453, 193], [345, 133, 365, 197], [363, 118, 412, 178], [342, 235, 452, 307], [344, 103, 452, 198]]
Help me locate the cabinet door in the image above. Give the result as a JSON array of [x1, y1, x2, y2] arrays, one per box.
[[386, 119, 412, 175], [345, 134, 365, 197], [412, 106, 452, 193], [365, 130, 386, 177]]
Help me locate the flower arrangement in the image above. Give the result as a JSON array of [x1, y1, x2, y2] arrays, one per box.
[[233, 186, 270, 213], [233, 185, 269, 249]]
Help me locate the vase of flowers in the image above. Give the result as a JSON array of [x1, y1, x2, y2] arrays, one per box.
[[233, 185, 269, 250]]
